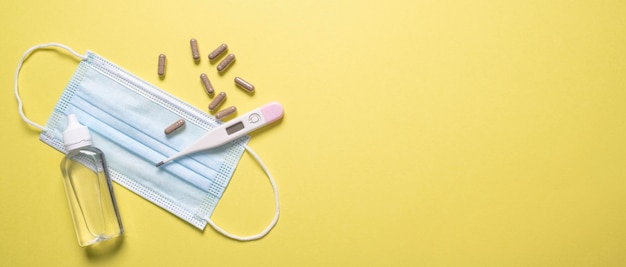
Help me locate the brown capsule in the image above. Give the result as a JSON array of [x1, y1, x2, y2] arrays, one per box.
[[164, 119, 185, 135], [209, 92, 226, 111], [200, 73, 214, 95], [234, 77, 255, 92], [217, 54, 235, 72], [215, 106, 237, 120], [157, 54, 166, 77], [208, 43, 228, 60], [190, 38, 200, 61]]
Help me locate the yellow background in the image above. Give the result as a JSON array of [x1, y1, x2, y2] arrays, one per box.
[[1, 0, 625, 266]]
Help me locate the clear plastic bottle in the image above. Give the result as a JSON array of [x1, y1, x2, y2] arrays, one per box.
[[60, 114, 124, 246]]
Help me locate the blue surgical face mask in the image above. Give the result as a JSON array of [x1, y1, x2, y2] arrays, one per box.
[[14, 43, 279, 241]]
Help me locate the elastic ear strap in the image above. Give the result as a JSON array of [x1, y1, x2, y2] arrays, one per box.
[[14, 43, 87, 131], [206, 145, 281, 241]]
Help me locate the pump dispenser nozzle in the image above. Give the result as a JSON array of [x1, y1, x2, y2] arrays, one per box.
[[63, 114, 92, 151]]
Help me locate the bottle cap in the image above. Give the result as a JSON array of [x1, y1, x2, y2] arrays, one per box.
[[63, 114, 92, 151]]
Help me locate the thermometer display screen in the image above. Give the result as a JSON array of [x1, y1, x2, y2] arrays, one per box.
[[226, 121, 245, 135]]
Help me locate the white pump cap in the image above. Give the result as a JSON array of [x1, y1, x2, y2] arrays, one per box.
[[63, 114, 92, 151]]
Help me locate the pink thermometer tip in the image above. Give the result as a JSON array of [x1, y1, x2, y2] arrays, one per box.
[[261, 102, 284, 124]]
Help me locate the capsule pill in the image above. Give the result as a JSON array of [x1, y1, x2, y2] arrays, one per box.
[[190, 38, 200, 62], [217, 54, 235, 72], [234, 77, 255, 92], [209, 92, 226, 111], [215, 106, 237, 120], [164, 119, 185, 135], [157, 54, 166, 77], [208, 43, 228, 60], [200, 73, 214, 95]]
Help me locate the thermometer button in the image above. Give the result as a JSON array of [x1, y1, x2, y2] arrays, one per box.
[[249, 113, 261, 124]]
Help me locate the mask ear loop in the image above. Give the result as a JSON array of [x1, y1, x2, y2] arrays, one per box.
[[205, 144, 281, 241], [14, 43, 88, 131]]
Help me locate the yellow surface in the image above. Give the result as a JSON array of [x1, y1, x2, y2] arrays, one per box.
[[1, 0, 626, 266]]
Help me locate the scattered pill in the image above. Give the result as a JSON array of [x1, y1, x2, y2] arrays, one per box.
[[164, 119, 185, 135], [200, 73, 214, 95], [209, 92, 226, 111], [215, 106, 237, 120], [208, 43, 228, 60], [217, 54, 235, 72], [190, 38, 200, 62], [234, 77, 255, 92], [157, 54, 166, 77]]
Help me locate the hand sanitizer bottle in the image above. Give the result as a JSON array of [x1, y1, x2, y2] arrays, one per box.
[[60, 114, 124, 246]]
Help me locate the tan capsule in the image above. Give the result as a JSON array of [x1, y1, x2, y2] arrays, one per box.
[[190, 38, 200, 61], [215, 106, 237, 120], [157, 54, 166, 77], [234, 77, 255, 92], [164, 119, 185, 135], [217, 54, 235, 72], [209, 92, 226, 111], [208, 43, 228, 60], [200, 73, 214, 95]]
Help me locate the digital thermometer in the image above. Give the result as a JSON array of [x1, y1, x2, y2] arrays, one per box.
[[156, 102, 284, 167]]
